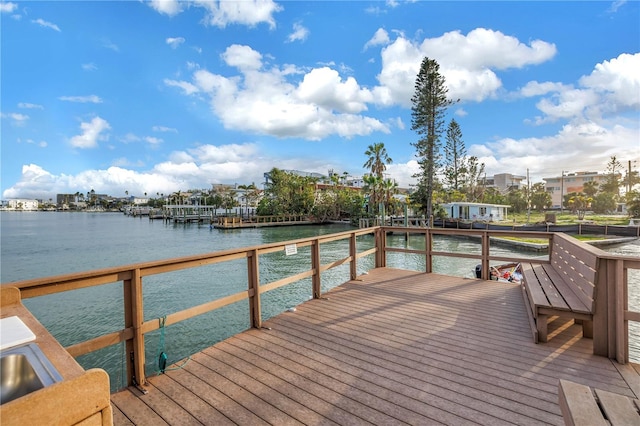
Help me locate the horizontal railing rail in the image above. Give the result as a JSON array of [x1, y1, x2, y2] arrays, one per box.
[[379, 227, 554, 277], [377, 226, 638, 364], [3, 227, 380, 389], [2, 226, 637, 391]]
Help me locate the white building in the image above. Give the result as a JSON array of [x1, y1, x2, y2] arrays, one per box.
[[4, 199, 39, 211], [482, 173, 526, 193], [441, 202, 510, 221]]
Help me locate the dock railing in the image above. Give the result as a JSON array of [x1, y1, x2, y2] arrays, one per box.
[[2, 227, 638, 391]]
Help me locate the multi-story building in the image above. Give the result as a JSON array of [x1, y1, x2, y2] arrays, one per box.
[[482, 173, 526, 193], [3, 199, 39, 210], [542, 171, 611, 209]]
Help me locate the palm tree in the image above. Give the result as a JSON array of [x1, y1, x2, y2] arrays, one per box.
[[568, 193, 592, 220], [363, 143, 392, 179], [381, 179, 399, 216], [363, 174, 382, 216], [237, 183, 258, 218]]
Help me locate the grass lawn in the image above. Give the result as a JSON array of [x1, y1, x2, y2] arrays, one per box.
[[506, 212, 631, 226]]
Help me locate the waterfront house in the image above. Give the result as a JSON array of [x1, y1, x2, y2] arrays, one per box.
[[441, 201, 510, 221]]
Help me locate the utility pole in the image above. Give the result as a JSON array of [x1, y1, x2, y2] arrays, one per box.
[[560, 170, 565, 213], [526, 168, 531, 224]]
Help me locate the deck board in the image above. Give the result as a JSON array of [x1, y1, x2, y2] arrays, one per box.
[[112, 268, 639, 425]]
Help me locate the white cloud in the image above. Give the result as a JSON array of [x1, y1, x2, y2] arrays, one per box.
[[364, 28, 390, 50], [454, 108, 468, 117], [372, 28, 557, 106], [152, 125, 178, 133], [535, 89, 600, 122], [59, 95, 103, 103], [519, 81, 568, 97], [608, 1, 627, 13], [2, 139, 357, 199], [469, 120, 640, 183], [31, 18, 60, 32], [20, 138, 48, 148], [164, 78, 199, 95], [18, 102, 43, 109], [386, 160, 420, 188], [148, 0, 183, 16], [119, 133, 163, 145], [287, 22, 309, 43], [521, 53, 640, 125], [166, 44, 388, 140], [579, 52, 640, 110], [149, 0, 282, 28], [120, 133, 141, 143], [296, 67, 373, 113], [221, 44, 263, 71], [101, 38, 119, 52], [0, 2, 18, 13], [145, 136, 163, 145], [166, 37, 185, 49], [82, 63, 98, 71], [201, 0, 282, 28], [1, 112, 29, 125], [421, 28, 556, 70], [69, 117, 111, 148]]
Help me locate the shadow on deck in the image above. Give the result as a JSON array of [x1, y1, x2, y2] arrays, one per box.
[[111, 268, 640, 425]]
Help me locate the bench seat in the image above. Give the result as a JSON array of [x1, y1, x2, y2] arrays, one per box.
[[520, 234, 598, 343], [558, 379, 640, 426]]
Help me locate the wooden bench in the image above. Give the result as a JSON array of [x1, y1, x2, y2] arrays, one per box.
[[520, 234, 598, 343], [558, 379, 640, 426]]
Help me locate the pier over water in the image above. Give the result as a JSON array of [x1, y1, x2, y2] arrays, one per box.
[[2, 226, 639, 425]]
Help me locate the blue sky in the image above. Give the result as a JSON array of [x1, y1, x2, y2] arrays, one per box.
[[1, 0, 639, 200]]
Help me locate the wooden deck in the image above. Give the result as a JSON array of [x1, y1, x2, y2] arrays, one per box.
[[110, 268, 640, 425]]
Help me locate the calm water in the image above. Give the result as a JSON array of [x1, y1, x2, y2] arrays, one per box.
[[1, 211, 638, 390]]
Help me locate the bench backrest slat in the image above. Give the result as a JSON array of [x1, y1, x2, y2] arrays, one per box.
[[550, 234, 598, 310]]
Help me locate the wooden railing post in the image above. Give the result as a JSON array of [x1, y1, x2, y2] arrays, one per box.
[[247, 249, 261, 328], [593, 258, 611, 358], [349, 233, 357, 280], [123, 276, 134, 387], [425, 229, 432, 273], [311, 240, 321, 298], [128, 268, 146, 387], [614, 258, 627, 364], [481, 231, 490, 280], [376, 228, 386, 268]]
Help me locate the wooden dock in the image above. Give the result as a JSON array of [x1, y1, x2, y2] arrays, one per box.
[[110, 268, 640, 425]]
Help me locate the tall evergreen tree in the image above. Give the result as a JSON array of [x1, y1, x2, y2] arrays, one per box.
[[410, 57, 455, 218], [462, 156, 485, 202], [602, 155, 623, 197], [443, 119, 466, 191]]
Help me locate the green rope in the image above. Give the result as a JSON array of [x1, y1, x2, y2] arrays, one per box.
[[165, 356, 191, 372], [156, 316, 167, 374], [155, 315, 191, 375]]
